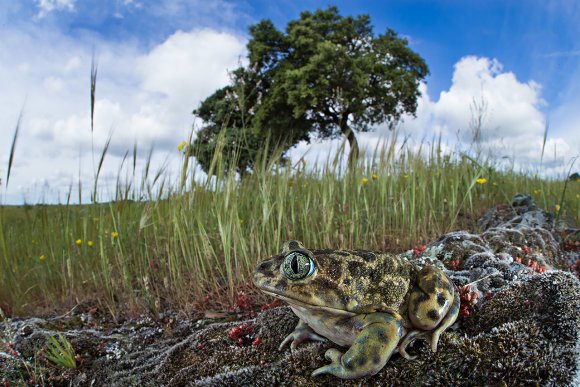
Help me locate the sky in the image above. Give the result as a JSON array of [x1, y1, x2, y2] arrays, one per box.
[[1, 0, 579, 204]]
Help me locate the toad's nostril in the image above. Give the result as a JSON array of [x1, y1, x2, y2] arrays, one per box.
[[257, 261, 270, 271]]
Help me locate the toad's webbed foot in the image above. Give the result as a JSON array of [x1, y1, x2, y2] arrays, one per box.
[[279, 319, 326, 351], [312, 314, 403, 379]]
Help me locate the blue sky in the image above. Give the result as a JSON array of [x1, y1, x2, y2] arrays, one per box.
[[5, 0, 578, 104], [1, 0, 578, 203]]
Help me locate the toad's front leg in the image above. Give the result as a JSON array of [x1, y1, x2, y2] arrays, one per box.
[[312, 313, 404, 379], [279, 319, 326, 351]]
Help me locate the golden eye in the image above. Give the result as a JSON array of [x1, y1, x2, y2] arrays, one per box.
[[281, 251, 315, 280]]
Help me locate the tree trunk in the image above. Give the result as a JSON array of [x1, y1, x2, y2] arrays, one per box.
[[339, 112, 359, 168]]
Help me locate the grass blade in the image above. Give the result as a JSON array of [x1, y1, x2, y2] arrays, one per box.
[[90, 51, 98, 133], [555, 156, 578, 224], [540, 120, 549, 166], [6, 110, 23, 188], [92, 131, 112, 203]]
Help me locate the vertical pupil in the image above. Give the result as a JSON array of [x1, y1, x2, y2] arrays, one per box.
[[291, 256, 299, 273]]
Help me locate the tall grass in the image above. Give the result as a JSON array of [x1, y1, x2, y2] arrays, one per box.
[[0, 132, 577, 317]]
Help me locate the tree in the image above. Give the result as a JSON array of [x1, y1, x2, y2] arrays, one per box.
[[191, 67, 310, 175], [192, 6, 428, 173], [190, 67, 261, 175]]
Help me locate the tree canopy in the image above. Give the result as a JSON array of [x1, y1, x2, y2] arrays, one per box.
[[191, 6, 429, 174]]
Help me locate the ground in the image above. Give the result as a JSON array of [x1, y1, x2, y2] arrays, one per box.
[[1, 194, 579, 386]]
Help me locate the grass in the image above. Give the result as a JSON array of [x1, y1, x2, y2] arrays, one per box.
[[43, 334, 77, 369], [0, 130, 578, 317]]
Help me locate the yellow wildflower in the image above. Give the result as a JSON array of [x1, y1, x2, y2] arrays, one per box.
[[361, 177, 369, 185], [87, 240, 94, 247], [111, 231, 119, 239], [554, 204, 561, 212], [476, 178, 487, 185], [403, 174, 409, 180], [371, 173, 378, 181], [75, 239, 82, 246], [492, 182, 497, 186], [177, 140, 187, 151], [39, 255, 46, 262], [533, 189, 541, 195]]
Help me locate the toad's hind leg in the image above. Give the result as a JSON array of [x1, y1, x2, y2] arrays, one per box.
[[429, 284, 460, 351], [399, 285, 460, 359], [312, 313, 404, 379]]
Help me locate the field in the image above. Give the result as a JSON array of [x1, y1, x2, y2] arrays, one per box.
[[1, 134, 578, 318]]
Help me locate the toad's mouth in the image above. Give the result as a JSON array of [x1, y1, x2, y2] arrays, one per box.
[[260, 288, 356, 316]]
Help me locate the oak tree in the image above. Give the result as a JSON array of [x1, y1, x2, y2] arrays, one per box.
[[192, 6, 428, 174]]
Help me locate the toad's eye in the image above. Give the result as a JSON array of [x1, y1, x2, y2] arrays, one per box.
[[281, 251, 316, 280]]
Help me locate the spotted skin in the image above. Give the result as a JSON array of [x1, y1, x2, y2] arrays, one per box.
[[408, 265, 455, 330], [312, 313, 403, 379], [253, 240, 459, 379]]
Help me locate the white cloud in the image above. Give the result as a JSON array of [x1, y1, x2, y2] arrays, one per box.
[[36, 0, 76, 18], [0, 24, 245, 204], [397, 56, 576, 173], [432, 57, 544, 140], [43, 76, 65, 93], [428, 57, 550, 162], [137, 28, 245, 116]]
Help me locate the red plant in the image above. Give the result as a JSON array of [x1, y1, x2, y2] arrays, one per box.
[[228, 322, 254, 346], [413, 245, 427, 257], [459, 285, 478, 317], [525, 259, 546, 274], [568, 260, 580, 278], [514, 255, 546, 274], [563, 239, 580, 252], [235, 291, 256, 318]]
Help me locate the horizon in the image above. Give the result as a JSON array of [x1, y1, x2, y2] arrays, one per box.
[[1, 0, 579, 204]]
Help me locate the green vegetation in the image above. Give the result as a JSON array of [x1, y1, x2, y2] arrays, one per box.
[[191, 6, 428, 173], [43, 333, 77, 369], [0, 132, 577, 317]]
